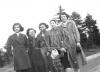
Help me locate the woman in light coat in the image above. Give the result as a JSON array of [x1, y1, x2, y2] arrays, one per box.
[[60, 12, 87, 72]]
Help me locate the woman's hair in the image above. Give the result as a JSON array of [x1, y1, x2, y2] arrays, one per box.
[[50, 19, 57, 23], [26, 28, 36, 37], [39, 22, 49, 29], [12, 23, 24, 32], [60, 12, 69, 19]]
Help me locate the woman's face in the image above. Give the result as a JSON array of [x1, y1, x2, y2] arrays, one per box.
[[61, 14, 68, 22], [39, 25, 46, 31], [29, 30, 35, 37], [14, 25, 20, 33], [50, 21, 57, 28]]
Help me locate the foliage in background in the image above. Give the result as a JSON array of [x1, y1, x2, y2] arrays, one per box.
[[0, 47, 11, 67], [55, 6, 100, 49]]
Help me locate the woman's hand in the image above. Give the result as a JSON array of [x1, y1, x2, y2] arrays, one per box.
[[77, 42, 81, 47], [76, 42, 81, 52], [47, 52, 50, 56], [60, 48, 66, 52]]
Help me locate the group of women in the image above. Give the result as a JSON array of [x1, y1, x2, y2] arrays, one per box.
[[6, 12, 87, 72]]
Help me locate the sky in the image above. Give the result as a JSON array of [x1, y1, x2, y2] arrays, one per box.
[[0, 0, 100, 48]]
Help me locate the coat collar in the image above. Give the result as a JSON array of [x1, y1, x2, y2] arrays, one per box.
[[13, 33, 24, 44], [15, 33, 21, 37]]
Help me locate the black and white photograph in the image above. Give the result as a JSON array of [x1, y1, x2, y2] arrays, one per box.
[[0, 0, 100, 72]]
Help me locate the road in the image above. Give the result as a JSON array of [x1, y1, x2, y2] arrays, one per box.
[[80, 53, 100, 72]]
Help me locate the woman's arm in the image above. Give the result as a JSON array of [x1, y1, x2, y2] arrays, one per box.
[[6, 36, 12, 56], [72, 20, 80, 43]]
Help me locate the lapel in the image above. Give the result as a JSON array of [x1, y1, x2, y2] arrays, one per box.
[[32, 37, 36, 47], [13, 33, 24, 44], [38, 30, 47, 38]]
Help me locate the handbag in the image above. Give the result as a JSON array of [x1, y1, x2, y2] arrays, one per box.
[[76, 45, 81, 53]]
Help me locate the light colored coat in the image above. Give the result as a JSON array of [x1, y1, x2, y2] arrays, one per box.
[[65, 20, 87, 67]]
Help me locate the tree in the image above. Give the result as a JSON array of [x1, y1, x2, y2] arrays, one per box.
[[71, 11, 88, 49], [56, 5, 69, 22], [84, 14, 100, 47], [71, 11, 82, 26], [57, 5, 65, 21]]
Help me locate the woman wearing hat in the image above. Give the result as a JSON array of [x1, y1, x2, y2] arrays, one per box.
[[36, 23, 50, 72], [6, 23, 31, 72]]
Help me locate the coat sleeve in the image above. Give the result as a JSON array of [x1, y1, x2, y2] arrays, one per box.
[[46, 32, 51, 47], [71, 20, 80, 43], [36, 33, 42, 48], [6, 36, 12, 56], [24, 35, 29, 49]]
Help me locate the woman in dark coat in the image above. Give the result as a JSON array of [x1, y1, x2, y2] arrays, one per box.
[[26, 28, 45, 72], [6, 23, 31, 72], [36, 23, 51, 72]]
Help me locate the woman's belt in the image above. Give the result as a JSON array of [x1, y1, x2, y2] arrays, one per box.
[[15, 45, 25, 48], [34, 47, 62, 51]]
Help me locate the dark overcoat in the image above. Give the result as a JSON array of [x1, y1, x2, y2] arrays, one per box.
[[36, 30, 51, 72], [27, 37, 47, 72], [6, 33, 31, 70]]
